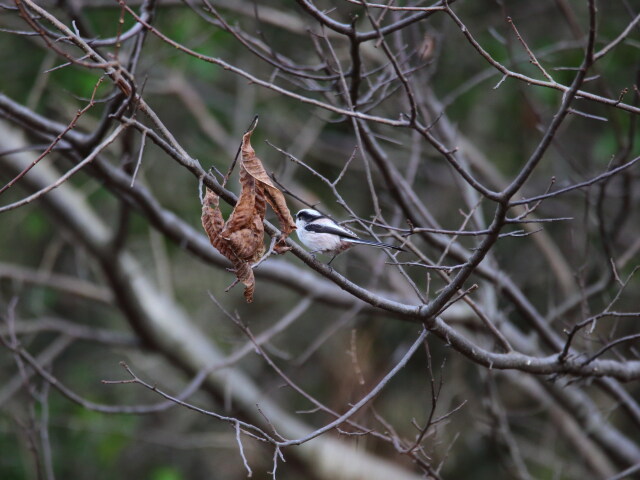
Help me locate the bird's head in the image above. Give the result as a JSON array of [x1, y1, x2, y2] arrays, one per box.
[[295, 209, 325, 224]]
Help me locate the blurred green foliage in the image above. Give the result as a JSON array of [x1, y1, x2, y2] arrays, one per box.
[[0, 1, 638, 479]]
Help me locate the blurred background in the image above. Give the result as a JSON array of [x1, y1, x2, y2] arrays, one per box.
[[1, 1, 639, 479]]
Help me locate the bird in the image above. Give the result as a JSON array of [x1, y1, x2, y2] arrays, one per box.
[[295, 208, 405, 263]]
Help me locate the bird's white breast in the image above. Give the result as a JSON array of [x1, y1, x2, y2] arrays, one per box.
[[296, 217, 351, 253]]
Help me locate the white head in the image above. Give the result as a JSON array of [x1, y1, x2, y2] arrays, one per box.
[[295, 209, 325, 228]]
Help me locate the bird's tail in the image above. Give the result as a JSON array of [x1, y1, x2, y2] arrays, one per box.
[[344, 238, 405, 251]]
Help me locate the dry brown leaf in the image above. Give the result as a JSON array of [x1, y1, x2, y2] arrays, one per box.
[[201, 188, 256, 302], [200, 117, 296, 302], [222, 166, 266, 262], [240, 125, 296, 252]]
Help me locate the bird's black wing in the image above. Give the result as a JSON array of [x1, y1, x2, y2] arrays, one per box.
[[304, 223, 359, 239]]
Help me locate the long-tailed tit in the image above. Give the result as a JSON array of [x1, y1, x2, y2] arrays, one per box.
[[295, 209, 404, 262]]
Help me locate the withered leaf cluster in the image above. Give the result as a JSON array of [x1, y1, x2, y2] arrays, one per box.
[[201, 120, 296, 302]]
